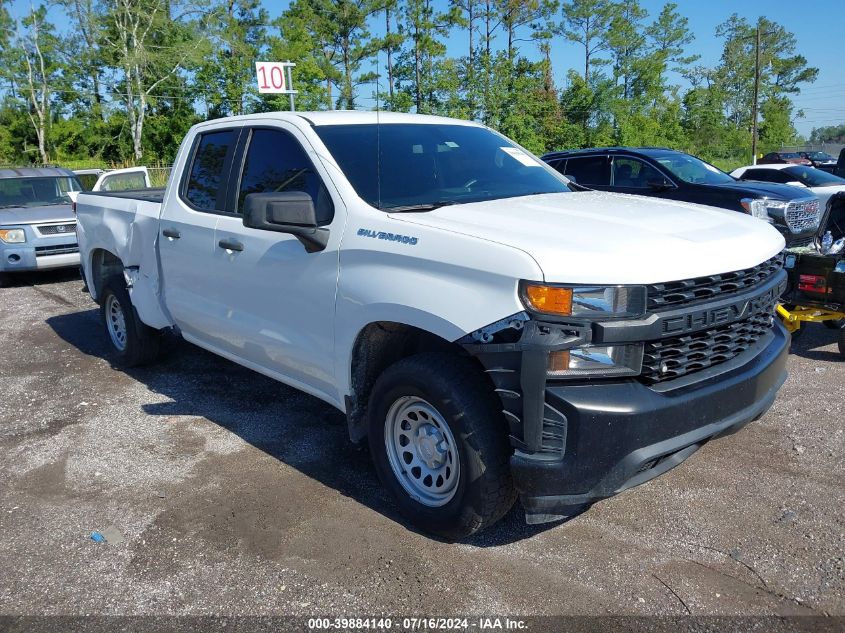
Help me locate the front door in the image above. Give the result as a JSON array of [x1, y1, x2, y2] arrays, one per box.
[[210, 124, 344, 401]]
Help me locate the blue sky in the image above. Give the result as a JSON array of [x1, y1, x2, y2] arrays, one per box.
[[14, 0, 845, 136]]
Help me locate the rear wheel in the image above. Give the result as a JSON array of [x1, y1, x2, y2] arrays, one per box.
[[824, 318, 845, 330], [0, 272, 9, 288], [368, 352, 516, 540], [99, 275, 160, 367], [838, 327, 845, 358]]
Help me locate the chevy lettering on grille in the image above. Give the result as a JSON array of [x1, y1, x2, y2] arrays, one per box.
[[657, 280, 783, 336]]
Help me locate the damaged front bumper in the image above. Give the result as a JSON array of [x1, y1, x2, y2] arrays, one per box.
[[460, 274, 789, 525]]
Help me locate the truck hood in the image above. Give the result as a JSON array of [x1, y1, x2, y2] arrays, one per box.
[[0, 205, 76, 226], [391, 191, 785, 285], [708, 180, 814, 201]]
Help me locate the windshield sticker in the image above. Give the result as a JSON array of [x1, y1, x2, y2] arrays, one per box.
[[500, 146, 538, 167], [358, 228, 419, 245]]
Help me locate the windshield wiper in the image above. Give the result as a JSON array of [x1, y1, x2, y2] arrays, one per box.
[[383, 201, 460, 213]]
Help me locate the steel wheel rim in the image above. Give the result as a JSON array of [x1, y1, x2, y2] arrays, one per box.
[[384, 396, 460, 507], [105, 294, 128, 352]]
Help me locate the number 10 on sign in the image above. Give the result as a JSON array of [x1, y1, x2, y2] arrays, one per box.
[[256, 62, 293, 93]]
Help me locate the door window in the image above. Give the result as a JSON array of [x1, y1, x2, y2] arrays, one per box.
[[237, 128, 334, 225], [741, 168, 790, 184], [612, 157, 665, 188], [563, 156, 610, 186], [184, 130, 237, 212]]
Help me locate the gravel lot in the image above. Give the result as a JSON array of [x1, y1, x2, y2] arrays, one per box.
[[0, 270, 843, 618]]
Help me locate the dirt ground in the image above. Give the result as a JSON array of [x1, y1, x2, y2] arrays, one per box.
[[0, 269, 843, 618]]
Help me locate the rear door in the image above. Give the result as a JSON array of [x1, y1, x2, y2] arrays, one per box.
[[210, 123, 345, 400], [158, 126, 242, 341]]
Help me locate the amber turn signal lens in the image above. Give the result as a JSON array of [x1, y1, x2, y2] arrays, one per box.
[[548, 350, 570, 373], [524, 284, 573, 316]]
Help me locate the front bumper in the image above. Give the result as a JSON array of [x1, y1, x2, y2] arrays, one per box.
[[1, 241, 79, 273], [461, 271, 790, 524], [513, 323, 788, 523]]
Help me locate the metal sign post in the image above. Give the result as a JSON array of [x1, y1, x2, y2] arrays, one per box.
[[255, 61, 298, 111]]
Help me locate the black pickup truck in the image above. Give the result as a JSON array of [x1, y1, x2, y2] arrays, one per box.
[[783, 193, 845, 319], [543, 148, 821, 247]]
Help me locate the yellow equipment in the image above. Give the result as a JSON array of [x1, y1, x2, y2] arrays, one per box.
[[777, 304, 845, 333]]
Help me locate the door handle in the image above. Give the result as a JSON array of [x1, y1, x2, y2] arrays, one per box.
[[162, 228, 181, 239], [218, 239, 244, 252]]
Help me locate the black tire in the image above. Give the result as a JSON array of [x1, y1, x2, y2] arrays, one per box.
[[99, 275, 161, 367], [368, 352, 516, 540], [838, 327, 845, 358], [824, 318, 845, 330], [0, 272, 9, 288]]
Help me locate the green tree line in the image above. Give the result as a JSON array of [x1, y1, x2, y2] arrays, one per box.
[[0, 0, 823, 169]]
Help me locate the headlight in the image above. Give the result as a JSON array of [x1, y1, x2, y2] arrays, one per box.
[[548, 344, 644, 378], [521, 283, 646, 318], [740, 198, 776, 223], [0, 228, 26, 243]]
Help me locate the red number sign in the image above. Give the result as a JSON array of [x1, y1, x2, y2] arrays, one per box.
[[255, 62, 288, 94]]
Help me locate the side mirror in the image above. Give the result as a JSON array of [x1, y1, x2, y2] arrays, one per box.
[[243, 191, 329, 252], [646, 178, 673, 192], [565, 174, 578, 184]]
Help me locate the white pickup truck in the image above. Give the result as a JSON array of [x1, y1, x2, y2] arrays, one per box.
[[76, 112, 789, 539]]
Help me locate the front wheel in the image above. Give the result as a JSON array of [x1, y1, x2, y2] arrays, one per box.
[[99, 275, 160, 367], [368, 353, 516, 540]]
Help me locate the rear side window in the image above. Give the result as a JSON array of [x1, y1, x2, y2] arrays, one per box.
[[184, 130, 236, 211], [564, 156, 610, 186], [742, 169, 789, 184], [99, 172, 147, 191], [237, 128, 334, 225]]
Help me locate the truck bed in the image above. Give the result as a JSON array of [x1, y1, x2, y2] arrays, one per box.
[[75, 188, 171, 329]]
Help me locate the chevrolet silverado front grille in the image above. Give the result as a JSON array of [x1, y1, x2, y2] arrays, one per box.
[[641, 311, 773, 383], [646, 254, 783, 310]]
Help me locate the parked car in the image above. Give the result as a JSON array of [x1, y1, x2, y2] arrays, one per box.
[[758, 151, 813, 166], [799, 151, 838, 172], [542, 147, 821, 246], [0, 167, 83, 287], [76, 112, 789, 539], [72, 166, 151, 193], [731, 164, 845, 212]]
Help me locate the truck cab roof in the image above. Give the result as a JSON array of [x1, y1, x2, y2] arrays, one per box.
[[196, 110, 482, 128]]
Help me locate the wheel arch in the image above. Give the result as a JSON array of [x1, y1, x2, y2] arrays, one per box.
[[344, 320, 486, 443], [87, 248, 124, 303]]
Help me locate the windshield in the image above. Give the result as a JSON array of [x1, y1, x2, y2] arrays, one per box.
[[806, 152, 832, 161], [0, 176, 82, 208], [652, 153, 735, 185], [779, 153, 800, 159], [313, 123, 570, 210], [784, 166, 845, 187]]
